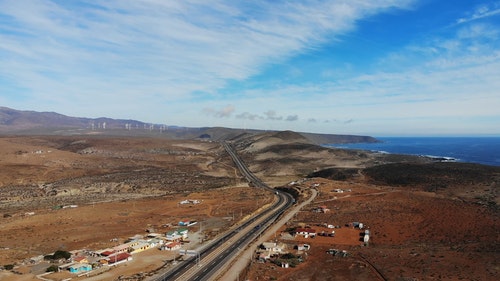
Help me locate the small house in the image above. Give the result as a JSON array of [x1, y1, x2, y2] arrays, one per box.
[[166, 230, 182, 241], [352, 222, 364, 229], [58, 262, 76, 272], [161, 241, 182, 251], [296, 244, 310, 251], [166, 228, 189, 241], [260, 242, 285, 253], [108, 253, 132, 265], [147, 238, 164, 247], [130, 241, 151, 254], [177, 228, 189, 237], [261, 242, 277, 251], [69, 263, 92, 273]]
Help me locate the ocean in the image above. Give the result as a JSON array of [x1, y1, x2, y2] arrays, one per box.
[[327, 137, 500, 167]]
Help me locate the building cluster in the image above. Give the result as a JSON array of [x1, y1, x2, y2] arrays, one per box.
[[347, 221, 371, 244], [29, 220, 196, 276], [263, 221, 372, 270], [256, 241, 308, 268], [291, 226, 338, 239]]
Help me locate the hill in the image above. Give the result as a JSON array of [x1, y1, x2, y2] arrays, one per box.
[[0, 106, 147, 133], [0, 107, 378, 144]]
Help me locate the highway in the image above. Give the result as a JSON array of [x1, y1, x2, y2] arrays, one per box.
[[151, 141, 294, 281]]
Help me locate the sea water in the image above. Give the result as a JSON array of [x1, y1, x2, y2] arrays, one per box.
[[327, 137, 500, 167]]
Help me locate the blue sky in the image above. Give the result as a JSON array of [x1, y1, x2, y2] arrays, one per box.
[[1, 0, 499, 136]]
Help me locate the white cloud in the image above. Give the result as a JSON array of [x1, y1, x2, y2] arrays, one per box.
[[457, 2, 500, 24], [0, 0, 416, 120], [236, 112, 260, 121], [203, 105, 235, 118], [263, 110, 283, 121]]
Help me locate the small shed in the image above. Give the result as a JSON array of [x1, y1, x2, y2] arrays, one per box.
[[363, 234, 370, 243]]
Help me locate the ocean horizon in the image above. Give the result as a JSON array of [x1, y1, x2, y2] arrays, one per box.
[[327, 137, 500, 167]]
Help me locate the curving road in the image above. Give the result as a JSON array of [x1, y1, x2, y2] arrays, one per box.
[[151, 141, 294, 281]]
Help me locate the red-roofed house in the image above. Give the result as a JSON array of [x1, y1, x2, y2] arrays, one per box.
[[161, 241, 181, 251], [100, 250, 115, 257], [108, 253, 132, 265]]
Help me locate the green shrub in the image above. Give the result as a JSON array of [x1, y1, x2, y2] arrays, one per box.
[[53, 250, 71, 260], [44, 250, 71, 261]]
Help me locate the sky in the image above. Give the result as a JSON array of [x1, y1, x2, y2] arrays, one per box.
[[1, 0, 499, 136]]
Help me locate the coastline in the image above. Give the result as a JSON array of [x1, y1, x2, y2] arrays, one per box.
[[326, 136, 500, 167]]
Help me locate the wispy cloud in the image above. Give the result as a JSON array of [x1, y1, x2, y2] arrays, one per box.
[[457, 2, 500, 24], [0, 0, 415, 120]]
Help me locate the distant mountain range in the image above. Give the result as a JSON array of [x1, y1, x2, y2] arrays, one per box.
[[0, 106, 378, 144], [0, 106, 148, 131]]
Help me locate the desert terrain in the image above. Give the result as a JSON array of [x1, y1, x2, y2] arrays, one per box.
[[0, 131, 498, 281]]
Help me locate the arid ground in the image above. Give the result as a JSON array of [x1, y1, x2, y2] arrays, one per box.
[[0, 132, 498, 281]]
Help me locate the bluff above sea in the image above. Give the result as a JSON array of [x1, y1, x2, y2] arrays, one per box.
[[327, 137, 500, 167]]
